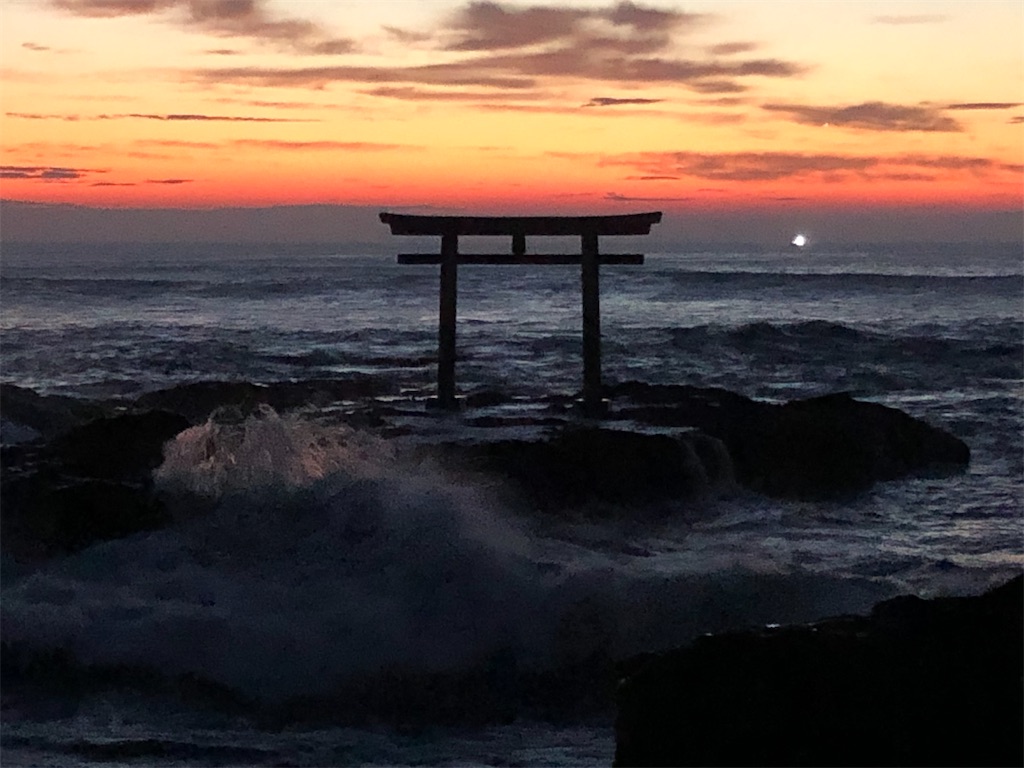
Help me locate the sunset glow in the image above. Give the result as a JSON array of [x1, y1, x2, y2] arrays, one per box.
[[1, 0, 1022, 240]]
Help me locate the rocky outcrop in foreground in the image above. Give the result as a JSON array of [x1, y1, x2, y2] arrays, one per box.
[[615, 575, 1023, 767]]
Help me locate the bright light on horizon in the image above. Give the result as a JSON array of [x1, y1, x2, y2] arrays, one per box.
[[792, 234, 808, 247]]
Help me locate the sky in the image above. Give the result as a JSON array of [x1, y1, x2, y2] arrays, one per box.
[[1, 0, 1022, 244]]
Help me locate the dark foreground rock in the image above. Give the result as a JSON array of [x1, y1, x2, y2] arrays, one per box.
[[608, 382, 969, 499], [0, 384, 108, 442], [615, 575, 1024, 767], [1, 410, 190, 558]]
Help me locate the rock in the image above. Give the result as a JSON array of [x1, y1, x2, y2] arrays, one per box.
[[614, 575, 1023, 767], [1, 409, 189, 559], [48, 410, 192, 481], [133, 377, 397, 423], [608, 382, 969, 498], [433, 427, 719, 513], [0, 384, 107, 443], [3, 479, 170, 557]]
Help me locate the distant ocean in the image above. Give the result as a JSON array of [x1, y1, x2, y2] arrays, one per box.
[[1, 241, 1022, 766]]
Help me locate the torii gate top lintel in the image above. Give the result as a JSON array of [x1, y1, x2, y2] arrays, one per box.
[[379, 211, 662, 237], [379, 211, 663, 414]]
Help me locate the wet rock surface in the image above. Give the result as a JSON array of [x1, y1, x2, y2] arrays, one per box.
[[615, 575, 1024, 767], [606, 382, 969, 499], [1, 379, 970, 556]]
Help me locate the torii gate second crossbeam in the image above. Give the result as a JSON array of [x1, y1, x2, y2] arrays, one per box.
[[379, 211, 663, 414]]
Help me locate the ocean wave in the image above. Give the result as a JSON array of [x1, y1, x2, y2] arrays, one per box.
[[669, 320, 1023, 385], [1, 409, 897, 720]]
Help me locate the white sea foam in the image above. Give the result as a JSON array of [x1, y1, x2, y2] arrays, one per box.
[[0, 409, 908, 704]]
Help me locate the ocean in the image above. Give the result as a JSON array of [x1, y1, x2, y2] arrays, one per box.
[[1, 240, 1022, 766]]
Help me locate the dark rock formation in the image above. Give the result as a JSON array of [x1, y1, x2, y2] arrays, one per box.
[[48, 410, 192, 481], [0, 384, 108, 442], [615, 575, 1024, 767], [607, 382, 969, 499], [133, 377, 397, 423], [432, 427, 724, 513], [1, 410, 189, 558]]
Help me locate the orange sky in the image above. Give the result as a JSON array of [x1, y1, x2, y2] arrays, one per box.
[[1, 0, 1022, 223]]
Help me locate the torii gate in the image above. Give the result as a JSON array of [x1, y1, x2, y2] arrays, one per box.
[[379, 211, 662, 414]]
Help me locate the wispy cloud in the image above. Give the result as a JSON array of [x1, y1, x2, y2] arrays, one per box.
[[194, 64, 536, 90], [6, 112, 81, 121], [0, 164, 94, 180], [583, 97, 664, 107], [135, 138, 220, 149], [6, 110, 311, 123], [230, 139, 409, 151], [441, 1, 699, 52], [872, 14, 948, 25], [946, 102, 1022, 110], [707, 41, 757, 56], [762, 101, 961, 132], [22, 42, 52, 52], [145, 178, 192, 184], [51, 0, 354, 54], [193, 2, 804, 95], [364, 86, 540, 102], [606, 191, 692, 202], [117, 112, 312, 122], [601, 150, 1009, 182]]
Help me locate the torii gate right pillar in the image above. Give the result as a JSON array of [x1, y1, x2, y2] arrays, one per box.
[[581, 231, 602, 414]]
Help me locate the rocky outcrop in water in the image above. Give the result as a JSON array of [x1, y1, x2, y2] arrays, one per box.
[[0, 380, 971, 555], [431, 428, 731, 514], [607, 382, 969, 499], [614, 575, 1024, 767], [1, 409, 190, 558]]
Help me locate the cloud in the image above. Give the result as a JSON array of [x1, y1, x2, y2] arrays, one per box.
[[688, 79, 746, 94], [383, 25, 433, 45], [601, 150, 1009, 183], [51, 0, 354, 55], [193, 2, 804, 94], [0, 165, 92, 180], [145, 178, 192, 184], [946, 102, 1022, 110], [583, 96, 664, 107], [612, 151, 877, 181], [762, 101, 961, 132], [364, 85, 540, 102], [8, 110, 309, 122], [6, 112, 81, 121], [230, 139, 408, 151], [119, 112, 311, 122], [195, 64, 536, 90], [22, 42, 52, 51], [135, 138, 220, 149], [872, 14, 947, 25], [1010, 116, 1024, 125], [625, 175, 680, 180], [91, 181, 137, 186], [707, 41, 757, 55], [441, 1, 701, 52], [606, 191, 692, 202]]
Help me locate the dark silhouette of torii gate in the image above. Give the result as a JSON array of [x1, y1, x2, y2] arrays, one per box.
[[379, 211, 662, 414]]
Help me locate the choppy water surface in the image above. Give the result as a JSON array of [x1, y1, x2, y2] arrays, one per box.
[[1, 241, 1021, 766]]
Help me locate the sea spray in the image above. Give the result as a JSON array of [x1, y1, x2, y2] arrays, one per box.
[[154, 404, 396, 498], [2, 408, 895, 719]]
